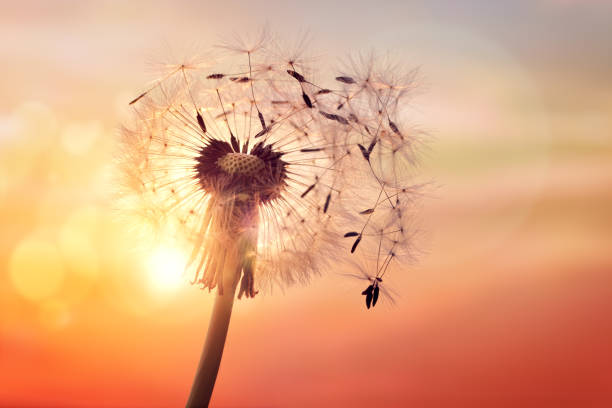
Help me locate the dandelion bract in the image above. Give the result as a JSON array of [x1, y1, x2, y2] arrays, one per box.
[[118, 35, 424, 306]]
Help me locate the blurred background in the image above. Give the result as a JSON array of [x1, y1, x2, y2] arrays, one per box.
[[1, 1, 611, 407]]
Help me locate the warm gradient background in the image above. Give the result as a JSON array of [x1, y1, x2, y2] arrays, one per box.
[[1, 1, 611, 407]]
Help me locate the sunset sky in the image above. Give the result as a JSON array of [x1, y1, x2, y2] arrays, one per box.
[[1, 1, 611, 407]]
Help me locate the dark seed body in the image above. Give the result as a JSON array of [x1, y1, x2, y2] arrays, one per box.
[[230, 76, 250, 83], [301, 184, 315, 198], [389, 120, 401, 136], [197, 112, 207, 133], [287, 70, 306, 82], [319, 111, 348, 125], [372, 286, 380, 306], [351, 235, 362, 253], [230, 134, 240, 152], [323, 193, 331, 213], [254, 128, 268, 138], [367, 138, 377, 153], [358, 144, 370, 161], [336, 76, 356, 84], [129, 92, 147, 105], [362, 284, 374, 308], [302, 92, 313, 108]]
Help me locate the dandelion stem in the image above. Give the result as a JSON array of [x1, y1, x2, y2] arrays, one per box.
[[186, 254, 240, 408]]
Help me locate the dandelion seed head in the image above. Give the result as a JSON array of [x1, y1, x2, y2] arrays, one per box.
[[118, 32, 425, 305]]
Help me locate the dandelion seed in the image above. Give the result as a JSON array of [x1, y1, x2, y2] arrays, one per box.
[[319, 111, 349, 125], [362, 284, 374, 308], [196, 112, 207, 133], [351, 235, 362, 253], [302, 92, 313, 108], [128, 91, 147, 105], [323, 193, 332, 213], [230, 76, 251, 83], [287, 69, 306, 83], [300, 183, 316, 198], [335, 76, 356, 84], [361, 278, 381, 308], [388, 120, 401, 137], [357, 144, 370, 161], [367, 138, 377, 153], [254, 127, 268, 138]]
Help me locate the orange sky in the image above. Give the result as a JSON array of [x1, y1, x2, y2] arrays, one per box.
[[1, 1, 611, 407]]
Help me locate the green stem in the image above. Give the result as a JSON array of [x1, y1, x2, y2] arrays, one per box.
[[186, 258, 239, 407]]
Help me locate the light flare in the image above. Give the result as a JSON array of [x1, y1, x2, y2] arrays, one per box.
[[146, 246, 187, 294]]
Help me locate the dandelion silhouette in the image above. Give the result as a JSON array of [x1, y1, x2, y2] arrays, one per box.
[[118, 31, 424, 407]]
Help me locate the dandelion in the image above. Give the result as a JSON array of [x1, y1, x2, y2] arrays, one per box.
[[118, 32, 424, 407]]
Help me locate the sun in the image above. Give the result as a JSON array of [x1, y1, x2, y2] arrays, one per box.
[[146, 246, 186, 294]]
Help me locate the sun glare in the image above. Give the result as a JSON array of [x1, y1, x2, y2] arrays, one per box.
[[146, 247, 186, 294]]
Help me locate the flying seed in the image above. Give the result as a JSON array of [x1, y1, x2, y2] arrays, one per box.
[[359, 208, 374, 215], [207, 73, 225, 79], [344, 232, 359, 237]]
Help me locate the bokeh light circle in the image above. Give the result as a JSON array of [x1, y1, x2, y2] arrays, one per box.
[[9, 236, 66, 302], [60, 120, 102, 155]]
